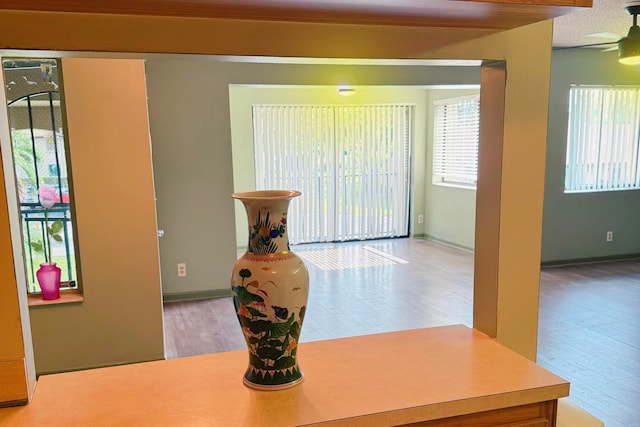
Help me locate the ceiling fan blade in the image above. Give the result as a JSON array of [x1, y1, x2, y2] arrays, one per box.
[[585, 32, 623, 40], [601, 45, 619, 52], [554, 42, 618, 50]]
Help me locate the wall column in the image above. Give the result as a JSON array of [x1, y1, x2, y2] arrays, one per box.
[[0, 146, 31, 407], [474, 61, 506, 341], [472, 23, 553, 360], [0, 64, 37, 406]]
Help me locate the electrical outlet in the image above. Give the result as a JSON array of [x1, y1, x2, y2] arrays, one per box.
[[177, 263, 187, 277], [606, 231, 613, 242], [418, 214, 424, 224]]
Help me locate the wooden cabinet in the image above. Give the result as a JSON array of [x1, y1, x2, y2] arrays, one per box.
[[0, 326, 569, 426]]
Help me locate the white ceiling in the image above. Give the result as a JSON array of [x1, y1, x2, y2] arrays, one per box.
[[553, 0, 637, 48]]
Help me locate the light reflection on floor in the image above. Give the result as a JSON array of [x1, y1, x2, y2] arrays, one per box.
[[296, 245, 409, 271]]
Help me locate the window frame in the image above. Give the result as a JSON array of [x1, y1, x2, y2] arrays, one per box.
[[3, 58, 81, 297]]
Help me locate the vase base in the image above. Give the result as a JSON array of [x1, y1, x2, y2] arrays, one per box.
[[243, 373, 304, 391]]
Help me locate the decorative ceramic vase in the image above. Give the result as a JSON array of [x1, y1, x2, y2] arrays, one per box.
[[37, 262, 61, 300], [230, 190, 309, 390]]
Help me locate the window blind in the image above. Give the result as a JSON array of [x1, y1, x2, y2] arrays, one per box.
[[432, 95, 480, 188], [566, 86, 640, 192], [252, 104, 412, 244]]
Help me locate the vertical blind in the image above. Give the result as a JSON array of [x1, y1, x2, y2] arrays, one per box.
[[566, 86, 640, 192], [432, 95, 480, 188], [252, 104, 412, 244]]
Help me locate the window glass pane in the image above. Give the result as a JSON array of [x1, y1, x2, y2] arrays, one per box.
[[3, 58, 79, 293]]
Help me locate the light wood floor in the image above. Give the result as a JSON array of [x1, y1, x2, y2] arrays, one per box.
[[163, 238, 640, 427]]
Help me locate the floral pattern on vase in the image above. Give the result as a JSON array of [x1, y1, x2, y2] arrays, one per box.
[[248, 209, 288, 254], [231, 190, 309, 390]]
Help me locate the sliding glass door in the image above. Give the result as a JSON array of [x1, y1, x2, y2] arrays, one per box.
[[252, 104, 412, 243]]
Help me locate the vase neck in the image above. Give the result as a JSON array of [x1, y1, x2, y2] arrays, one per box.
[[241, 198, 292, 255]]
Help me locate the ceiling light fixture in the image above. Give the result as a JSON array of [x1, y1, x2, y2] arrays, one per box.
[[338, 86, 356, 96], [619, 4, 640, 65]]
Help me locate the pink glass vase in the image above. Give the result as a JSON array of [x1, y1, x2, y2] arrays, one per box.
[[37, 263, 61, 300]]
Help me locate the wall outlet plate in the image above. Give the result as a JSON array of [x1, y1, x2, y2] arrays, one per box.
[[177, 263, 187, 277]]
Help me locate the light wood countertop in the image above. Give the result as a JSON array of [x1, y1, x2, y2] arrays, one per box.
[[0, 325, 569, 426]]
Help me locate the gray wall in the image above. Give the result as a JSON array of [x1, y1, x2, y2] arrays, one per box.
[[542, 49, 640, 263], [145, 59, 239, 300], [145, 59, 479, 298], [146, 50, 640, 301], [423, 89, 479, 251]]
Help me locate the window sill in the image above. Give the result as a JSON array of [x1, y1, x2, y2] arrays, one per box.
[[432, 181, 477, 191], [28, 289, 83, 307]]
